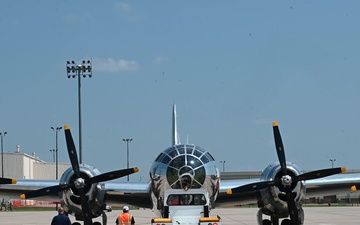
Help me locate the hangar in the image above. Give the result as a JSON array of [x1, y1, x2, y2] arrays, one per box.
[[0, 150, 70, 180]]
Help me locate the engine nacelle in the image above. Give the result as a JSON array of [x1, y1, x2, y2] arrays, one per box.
[[258, 162, 306, 218], [59, 165, 107, 220]]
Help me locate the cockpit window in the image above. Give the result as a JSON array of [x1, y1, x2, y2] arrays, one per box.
[[200, 152, 215, 164], [170, 155, 185, 169], [167, 194, 206, 206], [162, 155, 171, 164], [193, 149, 203, 158], [187, 155, 202, 168], [166, 145, 209, 189], [154, 153, 165, 162], [178, 146, 185, 155], [186, 147, 193, 155], [169, 149, 178, 158], [205, 152, 215, 161], [200, 154, 209, 164]]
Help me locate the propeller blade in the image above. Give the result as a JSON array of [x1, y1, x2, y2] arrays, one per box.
[[273, 121, 287, 174], [20, 184, 73, 199], [89, 167, 139, 184], [227, 180, 281, 194], [295, 167, 346, 182], [78, 189, 93, 225], [0, 178, 17, 184], [284, 187, 299, 225], [351, 185, 360, 192], [64, 124, 81, 178]]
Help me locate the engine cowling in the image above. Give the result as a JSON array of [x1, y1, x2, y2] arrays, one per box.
[[60, 164, 107, 220], [257, 162, 305, 218]]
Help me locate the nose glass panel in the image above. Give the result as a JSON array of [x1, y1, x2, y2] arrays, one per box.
[[166, 145, 208, 189]]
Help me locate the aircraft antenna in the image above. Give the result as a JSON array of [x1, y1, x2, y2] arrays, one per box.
[[172, 104, 180, 145]]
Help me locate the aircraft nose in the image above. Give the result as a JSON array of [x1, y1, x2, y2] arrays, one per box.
[[180, 174, 194, 190]]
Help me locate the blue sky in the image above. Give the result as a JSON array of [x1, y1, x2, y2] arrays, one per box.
[[1, 1, 360, 181]]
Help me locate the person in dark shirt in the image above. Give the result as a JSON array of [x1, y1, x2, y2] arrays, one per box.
[[51, 207, 71, 225]]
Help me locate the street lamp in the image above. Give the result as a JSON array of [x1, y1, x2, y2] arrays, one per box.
[[66, 60, 92, 164], [0, 132, 7, 178], [51, 126, 62, 180], [123, 138, 133, 181], [330, 159, 336, 168], [220, 161, 226, 172], [50, 149, 55, 162]]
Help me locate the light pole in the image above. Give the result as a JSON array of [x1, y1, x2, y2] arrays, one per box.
[[0, 132, 7, 178], [123, 138, 133, 181], [66, 60, 92, 164], [220, 161, 226, 172], [51, 126, 62, 180], [330, 159, 336, 168], [50, 149, 55, 162]]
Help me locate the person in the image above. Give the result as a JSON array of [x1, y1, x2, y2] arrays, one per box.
[[51, 207, 71, 225], [116, 206, 135, 225]]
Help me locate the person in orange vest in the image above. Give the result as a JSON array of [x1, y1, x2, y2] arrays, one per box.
[[116, 206, 135, 225]]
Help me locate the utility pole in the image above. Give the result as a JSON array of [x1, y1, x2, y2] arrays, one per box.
[[0, 132, 7, 178], [51, 127, 62, 180], [123, 139, 133, 181], [330, 159, 336, 168], [220, 161, 226, 172]]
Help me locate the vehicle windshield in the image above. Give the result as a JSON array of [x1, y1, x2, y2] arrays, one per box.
[[166, 194, 206, 206]]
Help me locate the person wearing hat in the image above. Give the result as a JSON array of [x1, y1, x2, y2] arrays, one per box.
[[51, 207, 71, 225], [116, 206, 135, 225]]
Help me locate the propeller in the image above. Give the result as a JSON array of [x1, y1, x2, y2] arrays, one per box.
[[351, 185, 360, 192], [0, 178, 17, 185], [227, 121, 346, 225], [20, 124, 139, 225]]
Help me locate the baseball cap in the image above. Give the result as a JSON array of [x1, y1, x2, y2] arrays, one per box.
[[123, 206, 129, 211]]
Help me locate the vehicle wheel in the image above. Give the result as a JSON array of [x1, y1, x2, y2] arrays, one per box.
[[281, 219, 291, 225], [263, 219, 272, 225]]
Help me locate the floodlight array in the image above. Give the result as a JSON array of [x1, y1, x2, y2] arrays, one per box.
[[66, 60, 92, 78]]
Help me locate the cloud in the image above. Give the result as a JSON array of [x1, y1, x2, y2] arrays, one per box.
[[115, 2, 131, 12], [93, 58, 140, 72]]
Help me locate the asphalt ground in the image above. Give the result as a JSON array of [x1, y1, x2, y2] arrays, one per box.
[[1, 206, 360, 225]]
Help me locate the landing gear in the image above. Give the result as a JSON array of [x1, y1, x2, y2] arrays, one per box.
[[257, 207, 304, 225], [102, 211, 108, 225], [280, 219, 291, 225]]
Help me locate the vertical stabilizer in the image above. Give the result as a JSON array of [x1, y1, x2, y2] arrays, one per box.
[[172, 104, 180, 145]]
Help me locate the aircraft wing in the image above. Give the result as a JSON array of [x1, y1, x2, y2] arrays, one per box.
[[0, 179, 60, 201], [216, 178, 261, 206], [305, 173, 360, 197], [0, 179, 153, 207], [104, 181, 152, 208]]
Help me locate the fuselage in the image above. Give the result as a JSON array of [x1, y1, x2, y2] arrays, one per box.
[[149, 144, 220, 216]]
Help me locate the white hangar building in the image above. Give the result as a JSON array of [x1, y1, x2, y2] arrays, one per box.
[[0, 148, 71, 180]]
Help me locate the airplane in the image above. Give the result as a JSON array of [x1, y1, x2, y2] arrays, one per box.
[[0, 104, 359, 225]]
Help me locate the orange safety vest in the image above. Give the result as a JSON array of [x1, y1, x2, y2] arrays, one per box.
[[118, 212, 133, 225]]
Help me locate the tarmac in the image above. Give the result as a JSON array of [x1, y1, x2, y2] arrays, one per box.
[[1, 206, 360, 225]]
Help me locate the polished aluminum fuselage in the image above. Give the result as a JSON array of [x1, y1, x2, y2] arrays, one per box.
[[149, 144, 220, 216]]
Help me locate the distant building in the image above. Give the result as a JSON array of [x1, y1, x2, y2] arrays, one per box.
[[0, 151, 70, 180]]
